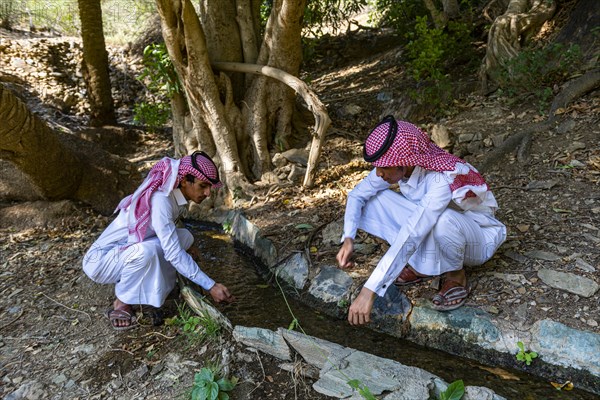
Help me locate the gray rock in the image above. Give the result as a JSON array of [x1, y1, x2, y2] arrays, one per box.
[[308, 266, 353, 304], [354, 242, 378, 255], [287, 164, 306, 182], [341, 103, 362, 116], [556, 119, 576, 134], [5, 380, 47, 400], [275, 252, 309, 290], [279, 328, 348, 369], [321, 219, 344, 245], [532, 319, 600, 376], [281, 148, 309, 166], [314, 350, 436, 398], [272, 153, 287, 167], [538, 269, 599, 297], [458, 133, 475, 143], [525, 180, 558, 190], [233, 326, 291, 361], [575, 258, 596, 273], [524, 250, 561, 261], [502, 251, 528, 263], [464, 385, 506, 400], [376, 92, 393, 102]]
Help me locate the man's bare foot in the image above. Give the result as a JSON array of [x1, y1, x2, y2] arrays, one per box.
[[105, 298, 137, 330]]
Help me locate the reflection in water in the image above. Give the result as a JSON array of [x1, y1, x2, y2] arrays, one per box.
[[189, 221, 598, 400]]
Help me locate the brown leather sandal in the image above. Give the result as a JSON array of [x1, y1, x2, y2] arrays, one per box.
[[394, 267, 431, 287]]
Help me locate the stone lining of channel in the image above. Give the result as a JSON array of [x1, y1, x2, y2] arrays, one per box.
[[207, 209, 600, 396]]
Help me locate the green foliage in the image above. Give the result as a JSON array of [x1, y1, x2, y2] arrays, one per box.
[[516, 341, 538, 366], [368, 0, 426, 30], [167, 303, 222, 346], [495, 43, 583, 114], [191, 367, 237, 400], [134, 43, 181, 130], [439, 379, 465, 400], [222, 220, 233, 234], [304, 0, 368, 36], [347, 379, 377, 400], [404, 16, 475, 109], [2, 1, 154, 42], [139, 43, 181, 97], [132, 101, 170, 131], [288, 317, 299, 331]]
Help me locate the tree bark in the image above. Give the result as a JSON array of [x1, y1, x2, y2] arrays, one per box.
[[480, 0, 556, 92], [0, 83, 136, 214], [156, 0, 246, 190], [211, 62, 331, 187], [0, 83, 82, 199], [155, 0, 313, 191], [77, 0, 116, 126]]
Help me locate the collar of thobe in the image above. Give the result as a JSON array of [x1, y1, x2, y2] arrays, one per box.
[[402, 166, 422, 189], [172, 188, 188, 206]]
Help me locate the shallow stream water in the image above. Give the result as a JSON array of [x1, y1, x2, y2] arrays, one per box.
[[189, 221, 598, 400]]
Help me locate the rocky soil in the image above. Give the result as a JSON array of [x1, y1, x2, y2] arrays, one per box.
[[1, 24, 599, 400]]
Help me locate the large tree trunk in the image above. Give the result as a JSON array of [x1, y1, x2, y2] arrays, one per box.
[[77, 0, 116, 126], [0, 83, 136, 214], [155, 0, 310, 192], [480, 0, 557, 92], [156, 0, 247, 191]]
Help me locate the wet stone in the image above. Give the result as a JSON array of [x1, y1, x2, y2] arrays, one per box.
[[308, 265, 353, 304]]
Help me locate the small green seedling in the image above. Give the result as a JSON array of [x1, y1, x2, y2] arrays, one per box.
[[347, 379, 376, 400], [516, 341, 538, 365], [439, 379, 465, 400], [191, 367, 237, 400]]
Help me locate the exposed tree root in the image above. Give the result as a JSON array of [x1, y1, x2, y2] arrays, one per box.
[[549, 69, 600, 122], [481, 68, 599, 172]]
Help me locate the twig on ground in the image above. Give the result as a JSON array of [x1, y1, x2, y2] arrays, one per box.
[[109, 348, 135, 355], [0, 308, 24, 331], [143, 331, 177, 339], [247, 348, 266, 396], [40, 293, 92, 321]]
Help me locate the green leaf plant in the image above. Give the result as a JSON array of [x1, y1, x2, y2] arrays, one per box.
[[439, 379, 465, 400], [516, 341, 538, 366], [191, 367, 237, 400]]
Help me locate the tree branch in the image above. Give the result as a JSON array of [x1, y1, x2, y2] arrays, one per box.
[[211, 62, 331, 188]]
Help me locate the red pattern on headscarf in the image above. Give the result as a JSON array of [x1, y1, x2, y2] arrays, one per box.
[[364, 119, 488, 198]]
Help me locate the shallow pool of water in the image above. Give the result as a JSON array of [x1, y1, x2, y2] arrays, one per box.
[[189, 221, 598, 399]]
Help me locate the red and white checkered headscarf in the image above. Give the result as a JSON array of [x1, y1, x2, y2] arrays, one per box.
[[116, 153, 222, 243], [364, 117, 491, 208]]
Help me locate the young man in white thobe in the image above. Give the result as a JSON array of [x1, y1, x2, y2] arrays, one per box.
[[337, 116, 506, 326], [83, 151, 235, 330]]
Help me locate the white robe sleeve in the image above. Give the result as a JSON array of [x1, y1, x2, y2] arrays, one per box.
[[342, 169, 390, 240], [150, 195, 216, 291], [364, 173, 452, 296]]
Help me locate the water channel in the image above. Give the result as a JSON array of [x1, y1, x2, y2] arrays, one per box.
[[189, 221, 598, 400]]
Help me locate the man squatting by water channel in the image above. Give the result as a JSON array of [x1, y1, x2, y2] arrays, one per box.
[[82, 116, 506, 331]]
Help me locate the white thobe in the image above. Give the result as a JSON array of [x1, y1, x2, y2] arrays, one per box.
[[343, 168, 506, 297], [83, 188, 215, 307]]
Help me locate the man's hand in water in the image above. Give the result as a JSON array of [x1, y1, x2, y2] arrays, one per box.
[[209, 283, 236, 304]]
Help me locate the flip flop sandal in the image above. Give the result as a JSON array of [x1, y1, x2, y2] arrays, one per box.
[[394, 267, 431, 287], [141, 306, 164, 326], [105, 307, 138, 331], [431, 283, 470, 311]]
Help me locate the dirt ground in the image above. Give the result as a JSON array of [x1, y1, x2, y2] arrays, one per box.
[[1, 24, 599, 400]]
